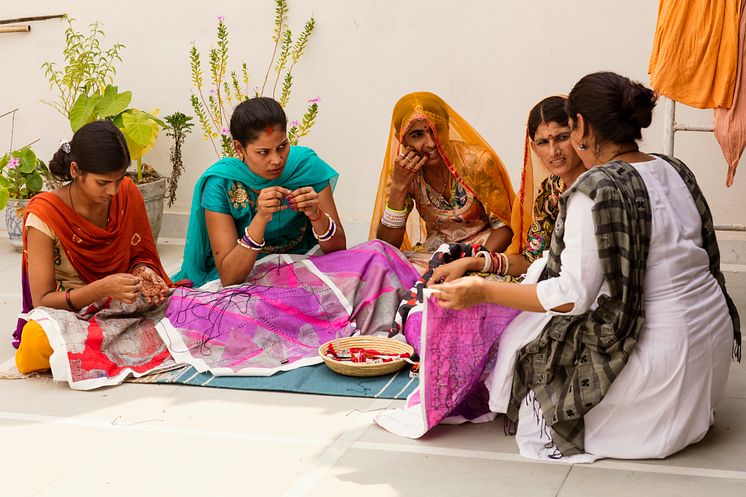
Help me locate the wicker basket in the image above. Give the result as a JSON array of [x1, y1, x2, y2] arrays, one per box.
[[318, 336, 414, 377]]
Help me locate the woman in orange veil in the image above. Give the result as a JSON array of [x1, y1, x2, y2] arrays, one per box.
[[370, 92, 515, 272]]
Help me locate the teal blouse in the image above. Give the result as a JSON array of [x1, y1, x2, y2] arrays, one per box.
[[173, 146, 339, 286]]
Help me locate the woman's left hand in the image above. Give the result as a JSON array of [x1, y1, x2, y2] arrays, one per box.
[[286, 187, 322, 219], [429, 276, 488, 310], [132, 266, 169, 305]]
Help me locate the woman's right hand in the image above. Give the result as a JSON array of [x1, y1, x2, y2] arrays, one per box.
[[391, 145, 427, 190], [98, 273, 143, 304], [256, 186, 291, 223]]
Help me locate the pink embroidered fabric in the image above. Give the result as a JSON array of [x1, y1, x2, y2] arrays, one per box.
[[161, 241, 418, 376], [376, 294, 519, 438]]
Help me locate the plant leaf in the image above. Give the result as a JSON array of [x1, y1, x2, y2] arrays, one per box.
[[26, 173, 44, 193], [95, 85, 131, 117], [0, 188, 8, 210], [121, 110, 155, 148], [0, 176, 9, 188], [69, 93, 98, 131], [16, 148, 38, 174]]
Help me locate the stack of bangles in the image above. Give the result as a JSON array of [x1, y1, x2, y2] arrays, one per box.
[[312, 212, 337, 242], [380, 203, 408, 229], [476, 250, 511, 276], [237, 226, 265, 251]]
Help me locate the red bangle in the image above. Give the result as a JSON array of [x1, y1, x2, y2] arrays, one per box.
[[65, 288, 79, 311]]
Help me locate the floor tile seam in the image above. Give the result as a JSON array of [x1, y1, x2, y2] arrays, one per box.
[[350, 441, 746, 481], [553, 466, 573, 497], [3, 408, 746, 482], [31, 473, 66, 497]]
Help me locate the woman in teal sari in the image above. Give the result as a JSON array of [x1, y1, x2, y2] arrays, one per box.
[[175, 97, 346, 287]]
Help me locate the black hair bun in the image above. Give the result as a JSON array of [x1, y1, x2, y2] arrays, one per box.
[[48, 146, 73, 182], [621, 82, 656, 130]]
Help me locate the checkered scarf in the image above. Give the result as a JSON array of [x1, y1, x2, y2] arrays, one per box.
[[508, 156, 740, 457]]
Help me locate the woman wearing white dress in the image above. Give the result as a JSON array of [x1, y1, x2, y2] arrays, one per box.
[[429, 72, 740, 462]]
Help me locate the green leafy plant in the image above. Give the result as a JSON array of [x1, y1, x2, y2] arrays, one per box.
[[69, 84, 164, 183], [41, 16, 124, 118], [0, 147, 49, 209], [189, 2, 319, 159], [43, 18, 163, 184], [163, 112, 194, 207]]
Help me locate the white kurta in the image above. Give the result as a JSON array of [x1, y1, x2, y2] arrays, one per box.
[[486, 157, 734, 462]]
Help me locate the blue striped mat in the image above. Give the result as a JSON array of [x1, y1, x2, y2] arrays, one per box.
[[134, 363, 419, 399]]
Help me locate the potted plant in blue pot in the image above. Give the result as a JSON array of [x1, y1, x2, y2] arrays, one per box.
[[0, 146, 49, 251]]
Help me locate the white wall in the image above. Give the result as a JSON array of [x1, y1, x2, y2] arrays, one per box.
[[2, 0, 745, 241]]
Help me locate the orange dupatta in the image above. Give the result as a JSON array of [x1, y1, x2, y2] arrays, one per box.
[[22, 176, 170, 285], [369, 91, 515, 250]]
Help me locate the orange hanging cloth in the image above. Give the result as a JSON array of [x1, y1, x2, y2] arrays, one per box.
[[714, 1, 746, 187], [649, 0, 741, 109]]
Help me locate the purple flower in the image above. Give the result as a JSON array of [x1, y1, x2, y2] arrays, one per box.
[[289, 120, 300, 128], [217, 15, 225, 22], [210, 89, 217, 95], [220, 127, 230, 137], [7, 157, 19, 169], [307, 97, 321, 104]]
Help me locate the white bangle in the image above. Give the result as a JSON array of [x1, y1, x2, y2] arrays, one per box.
[[313, 213, 337, 241], [381, 204, 408, 229], [476, 250, 492, 273]]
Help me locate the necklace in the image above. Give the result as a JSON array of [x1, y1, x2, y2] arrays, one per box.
[[423, 168, 452, 200]]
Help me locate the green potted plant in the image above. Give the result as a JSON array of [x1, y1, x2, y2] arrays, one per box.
[[67, 84, 168, 237], [42, 17, 170, 239], [0, 145, 49, 251], [163, 112, 194, 208]]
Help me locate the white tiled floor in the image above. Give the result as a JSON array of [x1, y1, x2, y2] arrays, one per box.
[[1, 240, 745, 497]]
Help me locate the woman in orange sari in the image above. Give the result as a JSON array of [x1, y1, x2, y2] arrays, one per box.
[[370, 92, 515, 272], [14, 120, 171, 374]]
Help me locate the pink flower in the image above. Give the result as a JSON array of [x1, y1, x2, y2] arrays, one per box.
[[220, 127, 230, 137], [217, 15, 225, 22], [7, 157, 19, 169], [307, 97, 321, 104], [289, 120, 300, 127]]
